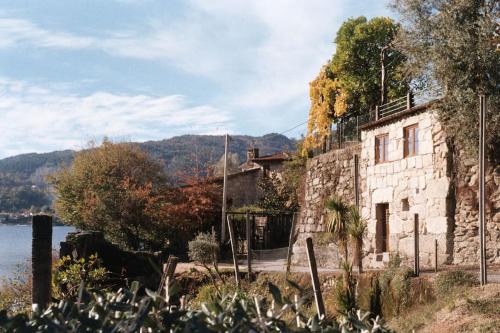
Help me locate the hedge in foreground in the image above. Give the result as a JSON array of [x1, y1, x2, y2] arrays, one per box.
[[0, 282, 393, 332]]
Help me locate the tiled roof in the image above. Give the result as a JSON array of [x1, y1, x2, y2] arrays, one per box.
[[251, 152, 291, 162]]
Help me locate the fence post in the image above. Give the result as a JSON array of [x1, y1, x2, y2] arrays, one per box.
[[294, 294, 301, 328], [414, 214, 420, 276], [32, 214, 52, 309], [478, 94, 487, 285], [246, 212, 252, 279], [354, 155, 359, 209], [306, 237, 325, 318], [286, 213, 298, 276], [406, 92, 412, 109], [434, 239, 438, 273], [227, 215, 241, 288], [375, 105, 380, 121]]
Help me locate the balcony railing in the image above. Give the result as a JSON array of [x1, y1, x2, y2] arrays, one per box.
[[310, 92, 415, 157]]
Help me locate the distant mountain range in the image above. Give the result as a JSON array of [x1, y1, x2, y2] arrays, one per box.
[[0, 134, 296, 212]]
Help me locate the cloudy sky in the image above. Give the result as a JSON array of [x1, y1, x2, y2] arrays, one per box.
[[0, 0, 391, 158]]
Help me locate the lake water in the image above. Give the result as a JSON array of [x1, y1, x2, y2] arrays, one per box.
[[0, 224, 75, 278]]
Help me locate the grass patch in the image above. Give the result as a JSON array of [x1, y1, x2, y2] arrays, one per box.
[[464, 297, 500, 316], [435, 270, 478, 296]]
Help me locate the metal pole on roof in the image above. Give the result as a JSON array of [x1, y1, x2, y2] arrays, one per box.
[[479, 95, 487, 285], [221, 134, 229, 242]]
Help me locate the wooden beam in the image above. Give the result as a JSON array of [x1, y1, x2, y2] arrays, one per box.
[[306, 237, 325, 318], [227, 215, 241, 287], [479, 95, 487, 285], [32, 215, 53, 309], [414, 214, 420, 276], [286, 213, 298, 276], [246, 212, 252, 279]]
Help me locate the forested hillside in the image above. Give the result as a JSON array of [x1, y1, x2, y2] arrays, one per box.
[[0, 134, 295, 212]]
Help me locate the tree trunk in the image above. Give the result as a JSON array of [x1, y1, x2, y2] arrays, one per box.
[[356, 239, 363, 274]]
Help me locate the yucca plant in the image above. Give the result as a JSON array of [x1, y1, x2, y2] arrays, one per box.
[[325, 196, 351, 262], [347, 206, 367, 274]]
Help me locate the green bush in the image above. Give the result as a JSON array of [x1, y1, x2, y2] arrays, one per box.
[[0, 263, 31, 315], [53, 254, 108, 300], [0, 281, 395, 332], [188, 233, 218, 268], [435, 270, 478, 296]]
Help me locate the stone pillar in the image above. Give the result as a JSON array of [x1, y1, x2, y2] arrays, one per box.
[[32, 215, 52, 309]]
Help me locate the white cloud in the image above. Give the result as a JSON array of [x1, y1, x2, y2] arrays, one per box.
[[0, 78, 231, 158], [0, 1, 391, 155], [0, 18, 95, 49]]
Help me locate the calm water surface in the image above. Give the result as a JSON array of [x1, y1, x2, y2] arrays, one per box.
[[0, 225, 74, 278]]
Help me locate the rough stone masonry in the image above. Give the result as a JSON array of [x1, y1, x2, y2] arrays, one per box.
[[293, 104, 500, 269]]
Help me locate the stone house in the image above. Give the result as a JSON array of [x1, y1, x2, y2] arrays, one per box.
[[359, 103, 453, 268], [225, 148, 291, 208], [294, 102, 500, 269]]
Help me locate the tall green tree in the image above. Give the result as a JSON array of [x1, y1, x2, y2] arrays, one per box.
[[391, 0, 499, 162], [331, 16, 408, 116], [303, 17, 408, 154]]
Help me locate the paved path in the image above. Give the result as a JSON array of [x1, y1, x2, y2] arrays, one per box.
[[178, 259, 500, 283]]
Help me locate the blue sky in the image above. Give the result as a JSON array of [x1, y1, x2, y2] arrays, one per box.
[[0, 0, 391, 158]]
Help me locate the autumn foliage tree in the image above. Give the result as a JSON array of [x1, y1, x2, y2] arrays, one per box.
[[50, 140, 221, 253], [303, 17, 407, 155]]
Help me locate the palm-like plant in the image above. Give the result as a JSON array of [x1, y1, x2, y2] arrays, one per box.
[[347, 206, 367, 274], [325, 196, 351, 261]]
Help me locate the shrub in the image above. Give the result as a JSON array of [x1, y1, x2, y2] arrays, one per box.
[[52, 254, 108, 300], [188, 233, 218, 268], [0, 263, 31, 315], [0, 282, 395, 332], [435, 270, 478, 296]]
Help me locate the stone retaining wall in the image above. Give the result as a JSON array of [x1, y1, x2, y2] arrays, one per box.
[[452, 158, 500, 264], [292, 145, 359, 268]]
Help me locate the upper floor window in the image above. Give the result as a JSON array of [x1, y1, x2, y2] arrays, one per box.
[[375, 134, 389, 164], [404, 124, 419, 157]]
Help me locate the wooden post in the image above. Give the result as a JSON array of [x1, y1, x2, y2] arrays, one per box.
[[32, 215, 52, 309], [306, 237, 325, 318], [221, 134, 229, 242], [246, 212, 252, 279], [294, 294, 301, 328], [479, 95, 487, 285], [414, 214, 420, 276], [434, 239, 438, 273], [227, 215, 241, 287], [375, 105, 380, 121], [158, 255, 179, 295], [406, 92, 412, 109], [286, 213, 297, 276], [354, 155, 359, 209]]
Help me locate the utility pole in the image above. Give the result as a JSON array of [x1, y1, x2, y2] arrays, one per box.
[[479, 95, 487, 285], [380, 46, 388, 105], [221, 134, 229, 242]]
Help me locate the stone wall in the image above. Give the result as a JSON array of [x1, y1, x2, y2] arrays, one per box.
[[360, 110, 452, 268], [452, 158, 500, 264], [226, 169, 262, 208], [292, 106, 500, 269], [293, 145, 359, 268], [59, 231, 164, 289]]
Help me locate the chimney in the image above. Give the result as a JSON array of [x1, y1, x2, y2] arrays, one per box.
[[247, 148, 259, 161]]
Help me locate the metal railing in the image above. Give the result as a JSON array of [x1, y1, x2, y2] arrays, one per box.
[[310, 92, 415, 157], [375, 92, 413, 121]]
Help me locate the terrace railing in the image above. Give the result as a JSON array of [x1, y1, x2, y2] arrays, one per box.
[[311, 92, 415, 157], [375, 92, 413, 121]]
